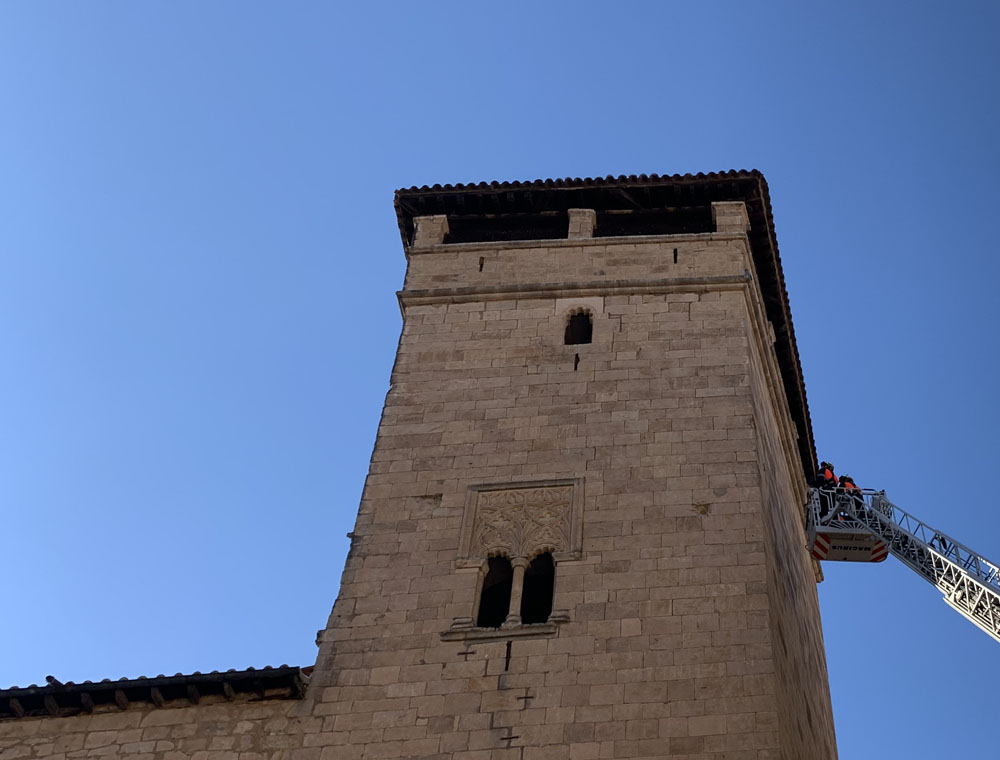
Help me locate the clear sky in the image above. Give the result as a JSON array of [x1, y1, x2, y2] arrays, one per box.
[[1, 2, 998, 756]]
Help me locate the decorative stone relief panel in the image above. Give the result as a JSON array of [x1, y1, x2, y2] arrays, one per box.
[[456, 478, 583, 567]]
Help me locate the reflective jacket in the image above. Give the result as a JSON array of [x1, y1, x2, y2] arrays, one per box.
[[817, 467, 837, 488]]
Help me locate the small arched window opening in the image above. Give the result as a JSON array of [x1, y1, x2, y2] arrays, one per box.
[[564, 311, 593, 345], [520, 552, 555, 624], [476, 556, 513, 628]]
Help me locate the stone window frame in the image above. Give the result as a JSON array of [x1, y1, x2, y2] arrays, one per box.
[[549, 297, 607, 349], [442, 478, 583, 641]]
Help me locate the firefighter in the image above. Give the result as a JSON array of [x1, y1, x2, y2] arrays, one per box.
[[839, 475, 865, 520], [816, 461, 837, 519], [815, 461, 837, 489], [838, 474, 860, 493]]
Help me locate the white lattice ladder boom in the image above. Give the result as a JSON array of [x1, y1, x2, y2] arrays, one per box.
[[806, 488, 1000, 643]]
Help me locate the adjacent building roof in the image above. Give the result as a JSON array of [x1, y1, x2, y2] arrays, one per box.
[[394, 170, 816, 479], [0, 666, 308, 721]]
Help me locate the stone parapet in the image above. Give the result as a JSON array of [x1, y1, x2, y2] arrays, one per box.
[[412, 214, 450, 248], [567, 208, 597, 239], [712, 201, 751, 233]]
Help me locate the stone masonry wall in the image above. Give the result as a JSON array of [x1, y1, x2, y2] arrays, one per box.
[[0, 699, 309, 760], [746, 316, 838, 759], [402, 235, 748, 294]]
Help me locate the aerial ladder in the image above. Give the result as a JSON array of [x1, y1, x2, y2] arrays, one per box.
[[805, 488, 1000, 643]]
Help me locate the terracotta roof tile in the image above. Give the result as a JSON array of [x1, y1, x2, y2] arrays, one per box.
[[0, 665, 307, 720]]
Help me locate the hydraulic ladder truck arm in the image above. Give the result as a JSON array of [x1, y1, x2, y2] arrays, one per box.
[[806, 488, 1000, 643]]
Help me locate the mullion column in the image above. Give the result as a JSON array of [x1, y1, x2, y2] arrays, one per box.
[[503, 557, 529, 627]]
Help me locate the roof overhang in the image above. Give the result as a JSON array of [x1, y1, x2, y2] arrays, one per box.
[[0, 666, 307, 720]]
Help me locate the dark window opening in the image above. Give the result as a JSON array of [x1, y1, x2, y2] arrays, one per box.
[[565, 312, 592, 345], [445, 213, 569, 244], [520, 553, 555, 624], [593, 206, 714, 238], [476, 556, 513, 628]]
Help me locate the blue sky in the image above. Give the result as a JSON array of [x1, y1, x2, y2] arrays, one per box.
[[2, 2, 998, 756]]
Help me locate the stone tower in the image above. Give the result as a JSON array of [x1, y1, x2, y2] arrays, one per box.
[[0, 172, 837, 759], [310, 172, 837, 759]]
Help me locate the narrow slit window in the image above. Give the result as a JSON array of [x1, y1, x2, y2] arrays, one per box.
[[520, 552, 555, 624], [564, 311, 593, 345], [476, 556, 513, 628]]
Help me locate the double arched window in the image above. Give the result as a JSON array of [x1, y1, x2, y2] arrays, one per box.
[[475, 552, 556, 628]]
